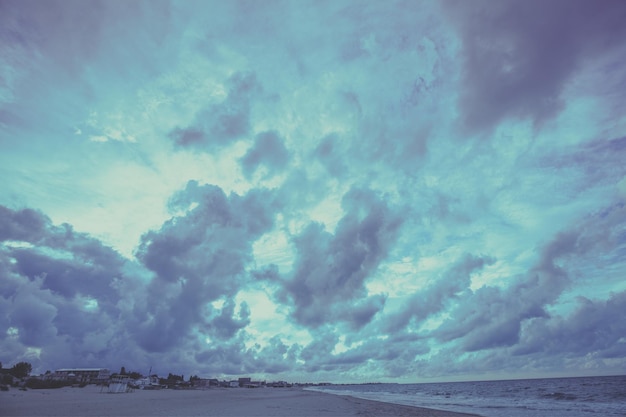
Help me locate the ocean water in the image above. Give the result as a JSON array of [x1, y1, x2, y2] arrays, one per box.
[[305, 375, 626, 417]]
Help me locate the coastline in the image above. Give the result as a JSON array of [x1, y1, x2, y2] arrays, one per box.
[[0, 385, 480, 417]]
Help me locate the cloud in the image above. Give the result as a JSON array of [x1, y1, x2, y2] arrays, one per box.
[[167, 127, 205, 147], [1, 208, 124, 305], [266, 187, 403, 329], [383, 254, 496, 334], [193, 339, 250, 375], [432, 199, 626, 355], [432, 230, 581, 351], [313, 134, 349, 178], [168, 72, 262, 150], [0, 191, 281, 373], [300, 198, 626, 381], [539, 136, 626, 196], [10, 233, 126, 306], [240, 130, 289, 179], [0, 0, 104, 78], [133, 181, 276, 351], [9, 292, 57, 346], [0, 0, 173, 132], [248, 335, 299, 374], [445, 0, 626, 132], [209, 299, 250, 340], [1, 0, 626, 382], [515, 291, 626, 358], [0, 205, 133, 370], [0, 207, 47, 242]]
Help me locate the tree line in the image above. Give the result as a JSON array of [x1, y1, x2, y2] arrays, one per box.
[[0, 361, 32, 379], [2, 361, 204, 389]]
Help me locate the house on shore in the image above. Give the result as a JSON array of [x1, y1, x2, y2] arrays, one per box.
[[267, 381, 292, 388], [47, 368, 110, 384], [191, 378, 219, 388]]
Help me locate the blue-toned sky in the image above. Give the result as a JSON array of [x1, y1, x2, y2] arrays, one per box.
[[1, 0, 626, 383]]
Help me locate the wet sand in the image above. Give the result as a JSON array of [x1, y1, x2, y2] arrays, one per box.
[[0, 385, 480, 417]]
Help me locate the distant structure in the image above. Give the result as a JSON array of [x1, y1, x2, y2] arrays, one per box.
[[267, 380, 292, 388], [48, 368, 110, 384], [191, 378, 219, 388], [135, 375, 161, 389], [106, 375, 132, 393]]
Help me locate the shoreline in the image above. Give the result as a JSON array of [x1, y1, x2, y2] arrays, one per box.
[[308, 389, 480, 417], [0, 385, 481, 416], [336, 393, 481, 417]]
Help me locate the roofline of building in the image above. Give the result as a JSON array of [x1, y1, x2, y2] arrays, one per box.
[[55, 368, 109, 372]]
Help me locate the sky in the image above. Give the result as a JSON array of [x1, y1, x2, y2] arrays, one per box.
[[1, 0, 626, 383]]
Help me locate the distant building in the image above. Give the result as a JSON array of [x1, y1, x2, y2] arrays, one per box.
[[134, 375, 161, 389], [238, 377, 251, 387], [268, 381, 292, 388], [49, 368, 110, 384], [192, 378, 219, 388]]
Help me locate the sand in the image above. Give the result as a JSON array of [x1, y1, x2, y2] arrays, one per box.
[[0, 385, 480, 417]]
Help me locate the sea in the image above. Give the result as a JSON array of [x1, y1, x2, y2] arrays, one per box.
[[305, 375, 626, 417]]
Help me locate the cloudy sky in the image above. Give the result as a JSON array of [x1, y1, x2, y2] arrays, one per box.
[[1, 0, 626, 383]]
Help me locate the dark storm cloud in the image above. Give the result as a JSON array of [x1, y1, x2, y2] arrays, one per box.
[[434, 230, 579, 351], [511, 204, 626, 359], [268, 187, 403, 328], [194, 341, 249, 375], [0, 205, 132, 369], [0, 207, 47, 242], [299, 330, 338, 372], [192, 333, 300, 377], [1, 207, 124, 307], [53, 301, 108, 339], [295, 326, 430, 377], [133, 181, 275, 351], [435, 201, 626, 354], [343, 333, 425, 372], [515, 291, 626, 358], [445, 0, 626, 132], [249, 335, 300, 374], [8, 292, 57, 346], [209, 299, 250, 340], [384, 254, 496, 334], [11, 248, 119, 304], [168, 72, 261, 150], [2, 183, 279, 371], [345, 294, 386, 330], [191, 332, 290, 376], [240, 130, 290, 179]]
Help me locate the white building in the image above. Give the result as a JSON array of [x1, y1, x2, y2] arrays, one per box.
[[51, 368, 110, 384], [135, 375, 161, 389]]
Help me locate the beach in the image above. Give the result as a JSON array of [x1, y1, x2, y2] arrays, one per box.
[[0, 385, 480, 417]]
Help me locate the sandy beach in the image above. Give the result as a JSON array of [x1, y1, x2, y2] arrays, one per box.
[[0, 385, 480, 417]]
